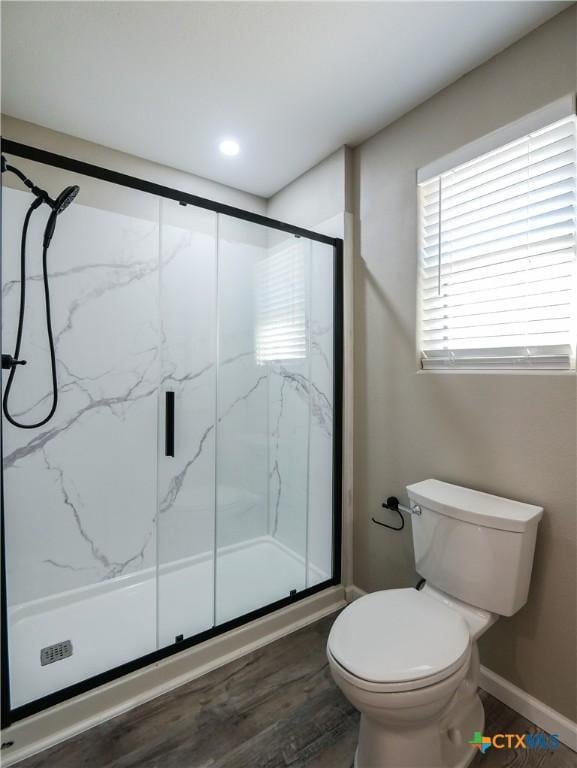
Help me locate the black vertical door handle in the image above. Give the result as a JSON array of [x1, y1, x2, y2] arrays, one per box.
[[165, 391, 175, 457]]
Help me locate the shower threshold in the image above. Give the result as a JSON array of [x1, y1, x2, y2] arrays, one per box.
[[8, 536, 328, 709]]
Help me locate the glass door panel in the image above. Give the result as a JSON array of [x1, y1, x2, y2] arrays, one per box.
[[2, 161, 161, 707], [215, 216, 315, 624], [307, 240, 335, 587], [157, 199, 217, 647]]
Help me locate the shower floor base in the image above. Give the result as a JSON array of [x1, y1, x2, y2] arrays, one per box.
[[8, 536, 328, 709]]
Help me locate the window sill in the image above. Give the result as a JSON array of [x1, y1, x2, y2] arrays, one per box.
[[415, 368, 577, 376]]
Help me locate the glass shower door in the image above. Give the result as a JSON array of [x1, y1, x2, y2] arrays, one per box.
[[2, 149, 338, 721], [156, 210, 336, 632], [156, 199, 217, 647], [215, 215, 335, 624]]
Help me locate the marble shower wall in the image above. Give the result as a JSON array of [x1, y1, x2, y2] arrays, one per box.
[[2, 178, 335, 611], [266, 235, 335, 585], [157, 202, 217, 569], [216, 216, 270, 551], [2, 184, 161, 606]]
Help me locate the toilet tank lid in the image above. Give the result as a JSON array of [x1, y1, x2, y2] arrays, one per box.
[[406, 479, 543, 533]]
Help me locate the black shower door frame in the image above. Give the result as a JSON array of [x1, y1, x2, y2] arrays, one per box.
[[0, 138, 343, 727]]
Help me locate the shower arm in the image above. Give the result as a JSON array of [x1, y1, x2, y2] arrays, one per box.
[[1, 154, 52, 206]]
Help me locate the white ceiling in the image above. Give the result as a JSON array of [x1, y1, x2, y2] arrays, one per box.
[[1, 2, 570, 197]]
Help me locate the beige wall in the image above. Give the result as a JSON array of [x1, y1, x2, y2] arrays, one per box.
[[267, 146, 351, 231], [1, 115, 266, 214], [352, 6, 577, 720]]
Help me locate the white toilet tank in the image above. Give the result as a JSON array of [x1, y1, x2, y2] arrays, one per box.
[[406, 480, 543, 616]]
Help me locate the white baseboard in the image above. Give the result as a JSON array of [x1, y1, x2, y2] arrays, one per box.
[[1, 586, 345, 767], [480, 665, 577, 752]]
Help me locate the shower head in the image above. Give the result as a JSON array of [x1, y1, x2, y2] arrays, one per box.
[[54, 185, 79, 214], [43, 185, 79, 248]]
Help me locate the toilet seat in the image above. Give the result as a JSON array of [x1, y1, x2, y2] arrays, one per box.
[[327, 588, 471, 692]]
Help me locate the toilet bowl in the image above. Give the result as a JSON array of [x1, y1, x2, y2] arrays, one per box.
[[328, 479, 543, 768], [328, 587, 486, 768]]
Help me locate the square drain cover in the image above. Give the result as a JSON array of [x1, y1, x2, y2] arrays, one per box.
[[40, 640, 73, 666]]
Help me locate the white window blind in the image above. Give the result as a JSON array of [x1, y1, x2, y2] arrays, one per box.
[[256, 243, 307, 364], [418, 114, 577, 370]]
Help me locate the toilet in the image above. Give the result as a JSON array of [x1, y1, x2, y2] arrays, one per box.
[[327, 479, 543, 768]]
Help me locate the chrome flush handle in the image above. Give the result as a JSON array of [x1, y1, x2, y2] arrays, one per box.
[[387, 499, 422, 516]]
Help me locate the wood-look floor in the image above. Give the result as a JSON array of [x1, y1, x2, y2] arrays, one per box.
[[12, 613, 576, 768]]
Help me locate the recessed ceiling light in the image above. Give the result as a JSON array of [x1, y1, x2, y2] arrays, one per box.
[[219, 139, 240, 157]]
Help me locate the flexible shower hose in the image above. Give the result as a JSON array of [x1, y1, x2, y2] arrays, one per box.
[[2, 200, 59, 429]]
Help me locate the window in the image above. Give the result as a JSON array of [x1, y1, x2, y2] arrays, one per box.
[[256, 242, 307, 364], [417, 102, 577, 370]]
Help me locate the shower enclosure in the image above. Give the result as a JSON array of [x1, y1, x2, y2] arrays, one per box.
[[0, 141, 342, 724]]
